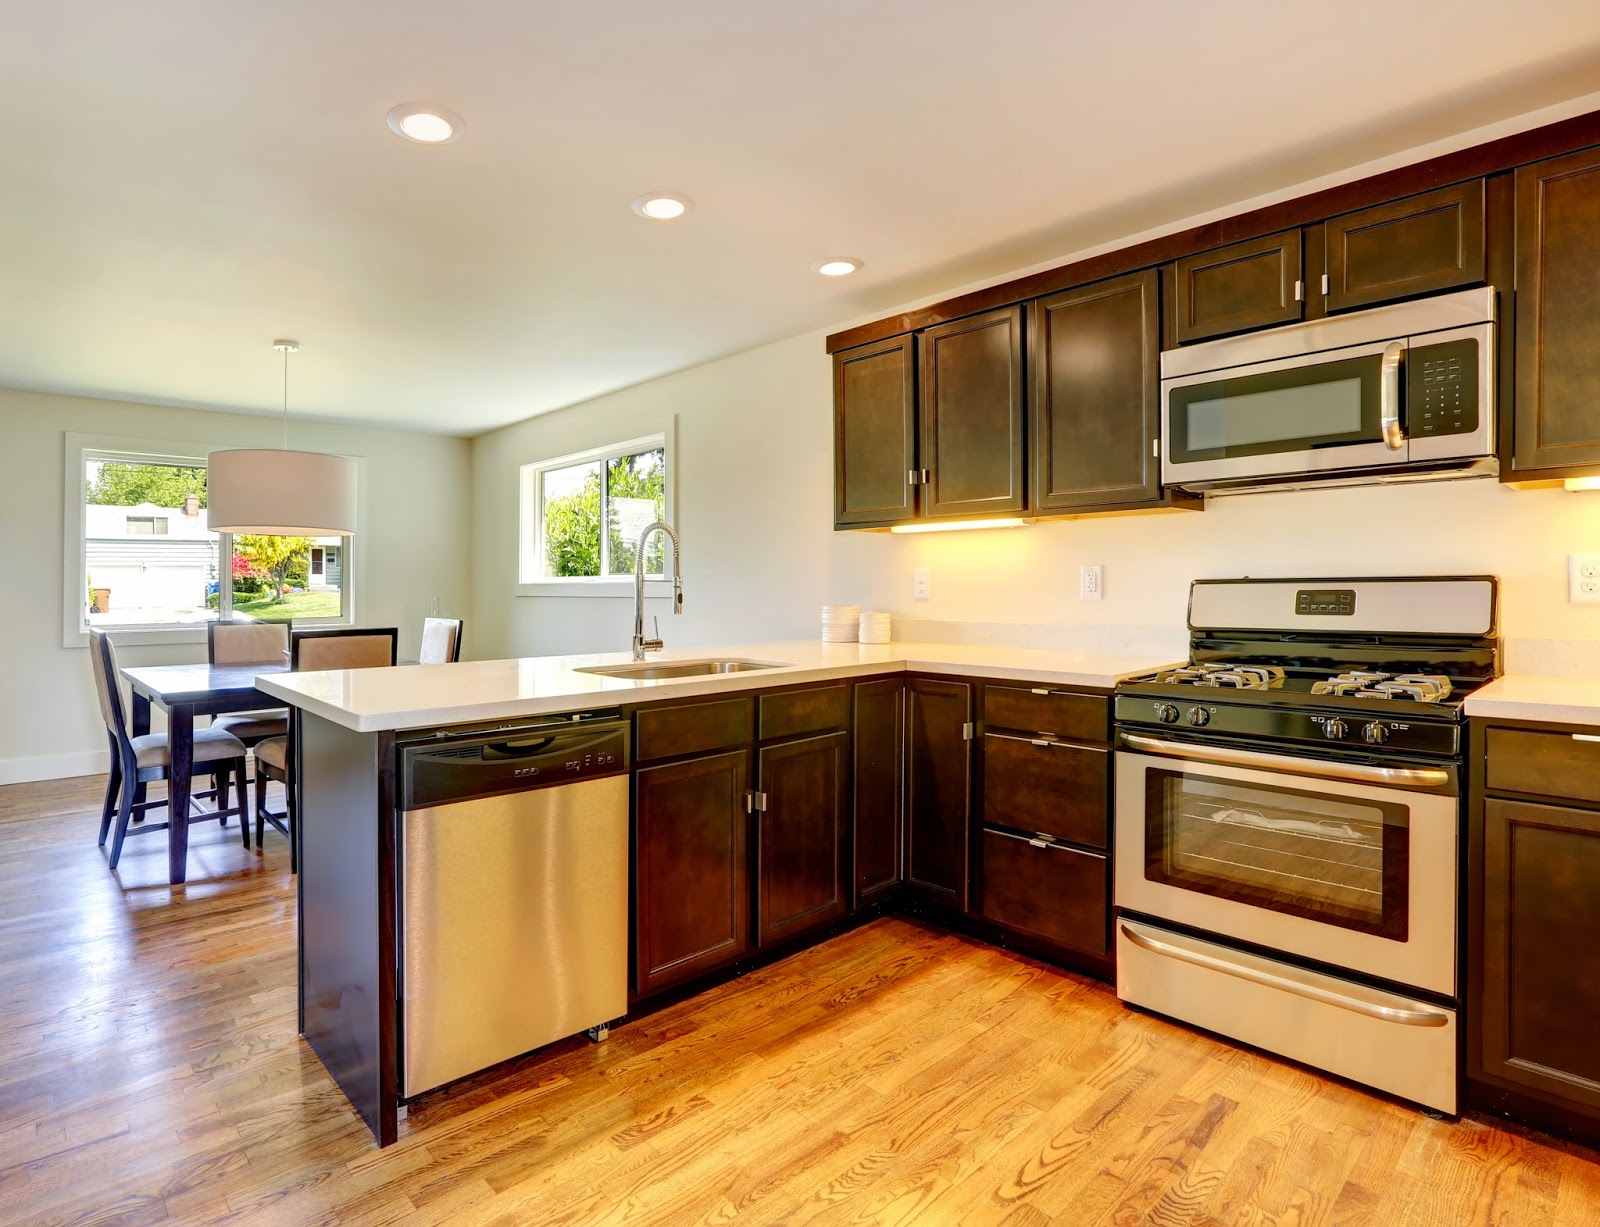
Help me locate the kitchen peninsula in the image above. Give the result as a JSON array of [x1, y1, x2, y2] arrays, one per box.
[[259, 640, 1176, 1145]]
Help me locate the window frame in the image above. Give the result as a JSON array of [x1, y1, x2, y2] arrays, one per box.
[[516, 429, 674, 598], [63, 432, 359, 647]]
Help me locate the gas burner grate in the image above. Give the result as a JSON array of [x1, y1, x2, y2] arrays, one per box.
[[1154, 662, 1286, 691], [1310, 671, 1454, 703]]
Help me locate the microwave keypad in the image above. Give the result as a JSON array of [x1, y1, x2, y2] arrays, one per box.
[[1409, 338, 1478, 437]]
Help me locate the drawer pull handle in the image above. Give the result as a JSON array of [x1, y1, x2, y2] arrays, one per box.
[[986, 731, 1106, 752], [1573, 734, 1600, 743], [1031, 688, 1051, 696]]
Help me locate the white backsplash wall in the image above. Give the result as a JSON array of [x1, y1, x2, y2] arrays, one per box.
[[472, 326, 1600, 664]]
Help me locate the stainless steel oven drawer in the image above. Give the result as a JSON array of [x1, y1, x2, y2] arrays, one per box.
[[1116, 919, 1456, 1113]]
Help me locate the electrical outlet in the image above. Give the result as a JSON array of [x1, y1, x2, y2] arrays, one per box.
[[912, 568, 931, 601], [1080, 564, 1104, 601], [430, 596, 440, 616], [1569, 554, 1600, 603]]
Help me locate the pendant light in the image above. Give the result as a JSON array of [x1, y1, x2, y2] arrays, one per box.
[[207, 341, 357, 536]]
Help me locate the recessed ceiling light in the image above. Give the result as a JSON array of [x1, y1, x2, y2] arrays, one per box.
[[813, 257, 862, 277], [631, 193, 692, 220], [386, 103, 465, 144]]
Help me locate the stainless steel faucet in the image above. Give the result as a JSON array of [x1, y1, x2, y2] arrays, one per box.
[[631, 521, 683, 661]]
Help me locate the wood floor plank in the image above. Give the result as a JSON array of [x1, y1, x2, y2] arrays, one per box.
[[1, 774, 1597, 1226]]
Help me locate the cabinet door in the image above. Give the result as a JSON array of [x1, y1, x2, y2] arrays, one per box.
[[634, 750, 752, 995], [1030, 270, 1161, 511], [853, 678, 903, 906], [1324, 180, 1486, 313], [905, 678, 973, 908], [834, 336, 918, 527], [919, 307, 1026, 518], [1513, 149, 1600, 475], [1172, 229, 1304, 344], [1477, 798, 1600, 1114], [756, 732, 848, 946]]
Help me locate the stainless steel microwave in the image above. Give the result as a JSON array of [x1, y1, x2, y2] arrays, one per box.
[[1159, 287, 1496, 493]]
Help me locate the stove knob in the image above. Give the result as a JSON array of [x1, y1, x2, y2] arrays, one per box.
[[1363, 722, 1390, 746], [1154, 703, 1180, 725], [1324, 719, 1348, 740], [1187, 706, 1210, 728]]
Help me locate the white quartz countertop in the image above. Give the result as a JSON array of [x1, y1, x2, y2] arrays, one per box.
[[1463, 674, 1600, 727], [255, 640, 1179, 734]]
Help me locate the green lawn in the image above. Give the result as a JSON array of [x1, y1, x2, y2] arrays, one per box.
[[232, 591, 342, 623]]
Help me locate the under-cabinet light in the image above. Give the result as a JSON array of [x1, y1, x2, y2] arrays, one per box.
[[889, 518, 1028, 534], [1565, 477, 1600, 492]]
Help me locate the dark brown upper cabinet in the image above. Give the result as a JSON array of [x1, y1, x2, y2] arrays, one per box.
[[1513, 147, 1600, 478], [918, 306, 1027, 519], [1171, 229, 1304, 344], [1030, 270, 1161, 512], [756, 732, 848, 947], [833, 335, 918, 528], [1323, 180, 1486, 313]]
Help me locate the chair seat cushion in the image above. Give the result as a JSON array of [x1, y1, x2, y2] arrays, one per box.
[[130, 727, 247, 770], [213, 709, 289, 741], [254, 737, 288, 771]]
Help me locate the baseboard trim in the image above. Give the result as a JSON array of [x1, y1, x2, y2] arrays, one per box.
[[0, 750, 106, 787]]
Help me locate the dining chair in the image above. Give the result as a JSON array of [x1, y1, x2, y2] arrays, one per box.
[[253, 627, 399, 870], [90, 630, 251, 871], [207, 621, 291, 747], [419, 617, 464, 664]]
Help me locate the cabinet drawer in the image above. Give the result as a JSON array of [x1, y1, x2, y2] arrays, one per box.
[[980, 829, 1108, 956], [759, 684, 850, 741], [1485, 727, 1600, 805], [984, 685, 1108, 743], [636, 697, 754, 762], [982, 733, 1108, 849]]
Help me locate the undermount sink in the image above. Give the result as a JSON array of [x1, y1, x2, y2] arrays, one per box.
[[577, 658, 791, 681]]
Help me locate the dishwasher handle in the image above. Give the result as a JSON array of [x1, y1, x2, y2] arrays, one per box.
[[401, 722, 629, 810]]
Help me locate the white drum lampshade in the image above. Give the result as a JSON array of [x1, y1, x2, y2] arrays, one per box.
[[206, 448, 357, 536]]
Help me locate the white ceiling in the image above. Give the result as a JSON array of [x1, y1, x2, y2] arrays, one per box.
[[5, 1, 1600, 436]]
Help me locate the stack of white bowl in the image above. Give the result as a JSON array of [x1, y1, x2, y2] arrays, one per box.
[[858, 610, 891, 644], [822, 604, 861, 642]]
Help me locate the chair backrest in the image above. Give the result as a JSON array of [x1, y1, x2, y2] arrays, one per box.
[[419, 617, 464, 665], [291, 627, 399, 672], [88, 630, 130, 746], [208, 620, 291, 666]]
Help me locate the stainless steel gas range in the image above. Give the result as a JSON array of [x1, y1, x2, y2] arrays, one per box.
[[1113, 576, 1499, 1114]]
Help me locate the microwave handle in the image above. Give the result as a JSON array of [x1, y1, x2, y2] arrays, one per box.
[[1380, 341, 1405, 450]]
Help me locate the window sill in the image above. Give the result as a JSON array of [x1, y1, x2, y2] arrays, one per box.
[[65, 624, 209, 649], [516, 578, 667, 599]]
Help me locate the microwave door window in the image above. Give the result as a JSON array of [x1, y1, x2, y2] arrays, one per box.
[[1169, 353, 1385, 463]]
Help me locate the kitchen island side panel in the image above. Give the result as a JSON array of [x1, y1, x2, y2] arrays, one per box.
[[298, 712, 398, 1146]]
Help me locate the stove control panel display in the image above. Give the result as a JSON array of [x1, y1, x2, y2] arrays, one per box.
[[1295, 588, 1356, 616]]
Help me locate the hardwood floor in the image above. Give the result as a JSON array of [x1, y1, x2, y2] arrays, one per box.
[[1, 775, 1597, 1226]]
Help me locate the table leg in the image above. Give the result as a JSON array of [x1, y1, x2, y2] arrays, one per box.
[[131, 692, 151, 738], [168, 706, 194, 885]]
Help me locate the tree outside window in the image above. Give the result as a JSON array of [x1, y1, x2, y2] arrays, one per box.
[[538, 445, 666, 578]]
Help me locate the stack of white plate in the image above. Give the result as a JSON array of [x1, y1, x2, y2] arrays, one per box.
[[822, 604, 861, 642], [858, 610, 891, 644]]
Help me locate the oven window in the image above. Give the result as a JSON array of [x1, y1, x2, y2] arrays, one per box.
[[1145, 768, 1409, 940], [1168, 352, 1384, 463]]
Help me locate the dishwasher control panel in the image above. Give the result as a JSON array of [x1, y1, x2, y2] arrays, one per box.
[[400, 721, 629, 810]]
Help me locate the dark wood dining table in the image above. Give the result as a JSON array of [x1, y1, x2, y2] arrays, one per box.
[[120, 661, 289, 884]]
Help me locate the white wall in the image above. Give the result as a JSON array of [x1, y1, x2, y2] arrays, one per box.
[[0, 387, 473, 784], [472, 326, 1600, 665]]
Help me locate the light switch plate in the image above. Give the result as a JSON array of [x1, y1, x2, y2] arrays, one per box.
[[1080, 564, 1104, 601], [1569, 554, 1600, 603], [912, 568, 931, 601]]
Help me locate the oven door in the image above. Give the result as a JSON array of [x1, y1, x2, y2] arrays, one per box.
[[1162, 338, 1405, 485], [1115, 734, 1457, 996]]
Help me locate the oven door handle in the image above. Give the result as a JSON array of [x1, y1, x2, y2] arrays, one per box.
[[1120, 733, 1450, 789], [1119, 924, 1450, 1028], [1380, 341, 1406, 450]]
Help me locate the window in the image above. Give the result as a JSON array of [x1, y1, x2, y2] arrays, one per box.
[[70, 439, 353, 641], [519, 433, 671, 587]]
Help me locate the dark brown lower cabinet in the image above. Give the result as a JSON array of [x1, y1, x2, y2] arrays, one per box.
[[634, 749, 752, 995], [853, 678, 903, 906], [1474, 796, 1600, 1116], [979, 829, 1109, 957], [904, 678, 972, 908], [756, 732, 848, 946], [981, 733, 1108, 849]]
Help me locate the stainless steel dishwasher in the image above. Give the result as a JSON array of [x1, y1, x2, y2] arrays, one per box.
[[397, 713, 629, 1098]]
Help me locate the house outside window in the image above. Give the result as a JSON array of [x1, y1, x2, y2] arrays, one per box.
[[518, 433, 672, 588], [69, 439, 353, 642]]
